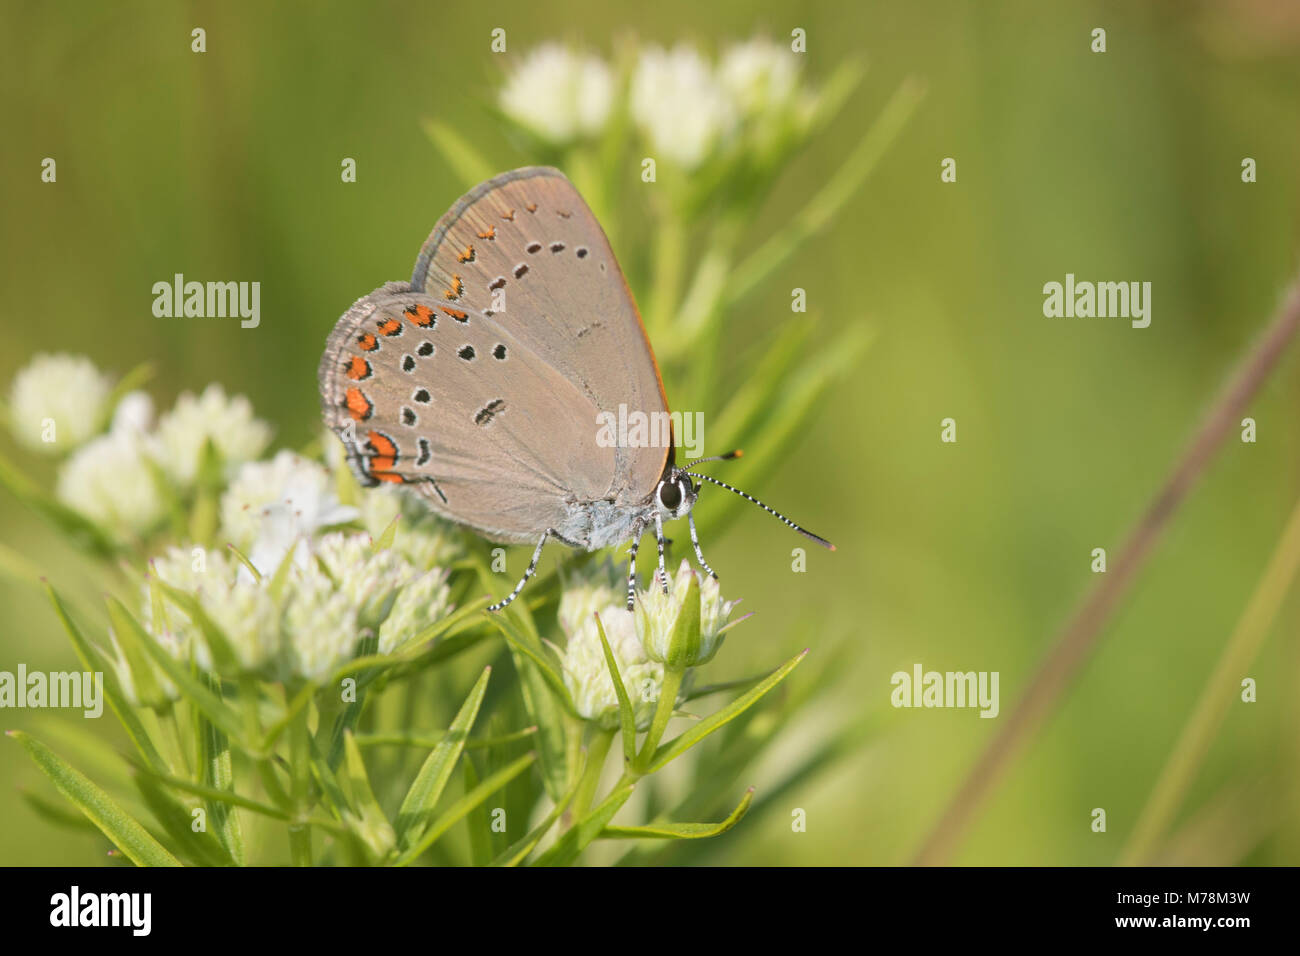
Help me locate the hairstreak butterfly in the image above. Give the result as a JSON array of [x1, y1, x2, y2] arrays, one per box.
[[319, 166, 833, 611]]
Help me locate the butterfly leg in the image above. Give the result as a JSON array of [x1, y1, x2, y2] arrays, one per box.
[[653, 512, 670, 593], [488, 530, 551, 612], [688, 513, 717, 579], [626, 519, 646, 610]]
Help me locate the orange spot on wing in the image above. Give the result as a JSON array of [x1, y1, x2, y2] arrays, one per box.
[[373, 471, 404, 484], [344, 387, 372, 421], [367, 431, 397, 458], [377, 318, 402, 336], [456, 244, 475, 263], [405, 304, 435, 326], [344, 356, 370, 380], [477, 226, 495, 240], [440, 306, 467, 321], [357, 333, 378, 351], [443, 275, 463, 300], [501, 209, 515, 221], [525, 202, 537, 213]]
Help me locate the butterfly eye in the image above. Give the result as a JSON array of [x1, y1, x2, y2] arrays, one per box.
[[658, 480, 682, 511]]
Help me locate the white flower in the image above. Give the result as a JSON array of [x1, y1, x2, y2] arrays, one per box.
[[631, 44, 736, 169], [110, 391, 154, 439], [56, 431, 165, 540], [499, 44, 614, 145], [283, 531, 453, 680], [281, 556, 361, 683], [559, 594, 663, 730], [8, 353, 114, 454], [635, 559, 741, 667], [142, 545, 281, 679], [718, 38, 801, 120], [152, 384, 271, 487], [220, 451, 358, 575]]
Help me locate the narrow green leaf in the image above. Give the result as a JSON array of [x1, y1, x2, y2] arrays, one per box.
[[44, 584, 167, 772], [594, 612, 636, 763], [10, 731, 181, 867], [340, 731, 396, 858], [394, 666, 490, 848], [421, 117, 494, 187], [110, 596, 251, 749], [200, 673, 244, 865], [645, 649, 807, 773], [372, 513, 400, 553], [489, 750, 585, 867], [0, 452, 118, 556], [532, 782, 635, 867], [486, 612, 575, 715], [602, 787, 753, 839], [353, 726, 537, 750], [104, 595, 168, 710], [394, 752, 537, 866], [462, 758, 492, 866]]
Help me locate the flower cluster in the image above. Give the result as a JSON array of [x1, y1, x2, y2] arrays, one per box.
[[499, 37, 818, 170], [558, 560, 744, 729], [8, 353, 273, 543]]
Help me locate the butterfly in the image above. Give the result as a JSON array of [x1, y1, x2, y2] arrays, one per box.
[[319, 166, 832, 611]]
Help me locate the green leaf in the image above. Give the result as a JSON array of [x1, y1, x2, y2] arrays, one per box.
[[200, 673, 244, 865], [532, 782, 635, 867], [104, 595, 168, 710], [394, 666, 490, 849], [602, 787, 754, 839], [394, 752, 537, 866], [10, 731, 181, 867], [486, 611, 575, 715], [421, 117, 494, 188], [340, 731, 396, 859], [664, 573, 702, 669], [44, 584, 168, 772], [132, 773, 235, 866], [371, 513, 400, 553], [462, 758, 492, 866], [489, 750, 585, 867], [109, 596, 251, 750], [594, 612, 636, 763], [728, 76, 925, 306], [644, 648, 807, 773], [0, 451, 119, 556]]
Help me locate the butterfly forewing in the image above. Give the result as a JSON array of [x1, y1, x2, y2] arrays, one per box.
[[410, 166, 671, 506], [319, 167, 670, 545]]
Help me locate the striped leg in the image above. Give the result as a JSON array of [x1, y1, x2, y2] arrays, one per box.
[[688, 513, 716, 579], [626, 520, 645, 610], [653, 512, 669, 593], [488, 530, 551, 612]]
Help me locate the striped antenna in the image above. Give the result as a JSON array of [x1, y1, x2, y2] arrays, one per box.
[[685, 471, 836, 551]]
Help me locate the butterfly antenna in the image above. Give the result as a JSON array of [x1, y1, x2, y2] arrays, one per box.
[[685, 449, 744, 468], [685, 471, 835, 551]]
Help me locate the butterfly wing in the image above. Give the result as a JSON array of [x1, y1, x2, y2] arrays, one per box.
[[410, 166, 671, 507], [319, 168, 669, 545]]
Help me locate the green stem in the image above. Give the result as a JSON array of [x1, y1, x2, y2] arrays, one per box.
[[646, 211, 685, 338], [1120, 492, 1300, 864], [288, 703, 313, 866], [636, 666, 686, 772], [572, 729, 616, 821]]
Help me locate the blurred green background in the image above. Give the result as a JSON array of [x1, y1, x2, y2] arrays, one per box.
[[2, 0, 1299, 865]]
